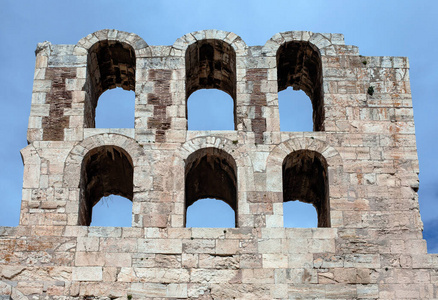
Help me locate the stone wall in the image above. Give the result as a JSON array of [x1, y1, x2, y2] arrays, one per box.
[[1, 29, 436, 299]]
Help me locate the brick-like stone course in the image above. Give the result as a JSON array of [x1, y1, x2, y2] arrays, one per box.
[[247, 69, 268, 144], [147, 69, 173, 142], [42, 67, 77, 141]]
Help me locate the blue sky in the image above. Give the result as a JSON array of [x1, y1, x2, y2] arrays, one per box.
[[1, 1, 437, 252]]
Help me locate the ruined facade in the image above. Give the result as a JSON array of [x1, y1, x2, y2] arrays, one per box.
[[1, 29, 437, 299]]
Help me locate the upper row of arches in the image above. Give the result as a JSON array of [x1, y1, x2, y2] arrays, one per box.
[[74, 29, 343, 58], [80, 30, 328, 131]]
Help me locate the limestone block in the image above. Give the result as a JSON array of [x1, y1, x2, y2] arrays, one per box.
[[288, 253, 314, 269], [270, 283, 288, 299], [72, 267, 102, 281], [286, 237, 309, 254], [145, 268, 189, 283], [262, 253, 288, 268], [325, 283, 357, 298], [167, 228, 191, 239], [265, 214, 283, 228], [216, 239, 240, 255], [87, 227, 122, 238], [99, 237, 138, 252], [261, 228, 285, 239], [308, 238, 336, 253], [276, 268, 318, 284], [258, 238, 283, 254], [198, 254, 239, 269], [30, 104, 50, 117], [190, 269, 239, 284], [79, 282, 128, 298], [138, 238, 182, 254], [191, 228, 226, 239], [182, 253, 198, 268], [103, 252, 131, 267], [182, 239, 215, 254], [16, 281, 44, 296], [344, 254, 380, 268]]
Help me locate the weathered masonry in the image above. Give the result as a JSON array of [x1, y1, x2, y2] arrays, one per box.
[[0, 29, 436, 299]]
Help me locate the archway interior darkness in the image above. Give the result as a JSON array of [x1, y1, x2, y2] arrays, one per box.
[[278, 88, 313, 132], [85, 41, 136, 128], [95, 88, 135, 128], [187, 89, 234, 130], [185, 39, 237, 129], [282, 150, 330, 227], [185, 148, 237, 227], [277, 41, 324, 131], [78, 146, 133, 226]]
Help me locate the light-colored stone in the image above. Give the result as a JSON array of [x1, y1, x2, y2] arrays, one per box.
[[72, 267, 102, 281], [1, 29, 433, 299]]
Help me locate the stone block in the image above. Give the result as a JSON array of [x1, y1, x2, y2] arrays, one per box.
[[138, 238, 182, 254], [190, 269, 239, 284], [262, 253, 288, 268], [72, 267, 102, 281]]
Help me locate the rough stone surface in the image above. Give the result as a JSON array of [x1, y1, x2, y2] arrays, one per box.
[[1, 29, 435, 299]]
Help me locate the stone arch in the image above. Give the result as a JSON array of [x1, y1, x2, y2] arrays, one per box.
[[177, 136, 251, 168], [180, 31, 246, 131], [170, 136, 254, 227], [73, 30, 151, 130], [172, 30, 248, 131], [185, 38, 237, 99], [283, 150, 330, 227], [261, 32, 333, 133], [82, 33, 140, 128], [74, 29, 151, 57], [257, 32, 334, 136], [171, 29, 248, 57], [276, 39, 324, 131], [185, 147, 238, 227], [78, 145, 134, 226], [266, 137, 342, 227], [262, 31, 338, 57], [185, 39, 237, 129], [63, 133, 145, 189], [266, 137, 342, 193], [63, 133, 145, 226]]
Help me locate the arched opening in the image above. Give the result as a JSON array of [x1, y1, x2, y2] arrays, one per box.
[[85, 41, 136, 128], [277, 41, 324, 131], [78, 146, 133, 226], [95, 88, 135, 128], [185, 40, 236, 129], [186, 198, 235, 228], [185, 148, 237, 227], [187, 89, 234, 130], [283, 150, 330, 227], [278, 88, 313, 132]]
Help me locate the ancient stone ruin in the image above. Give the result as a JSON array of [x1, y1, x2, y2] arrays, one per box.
[[1, 29, 437, 299]]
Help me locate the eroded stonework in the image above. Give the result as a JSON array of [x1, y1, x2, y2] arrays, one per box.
[[1, 29, 436, 299]]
